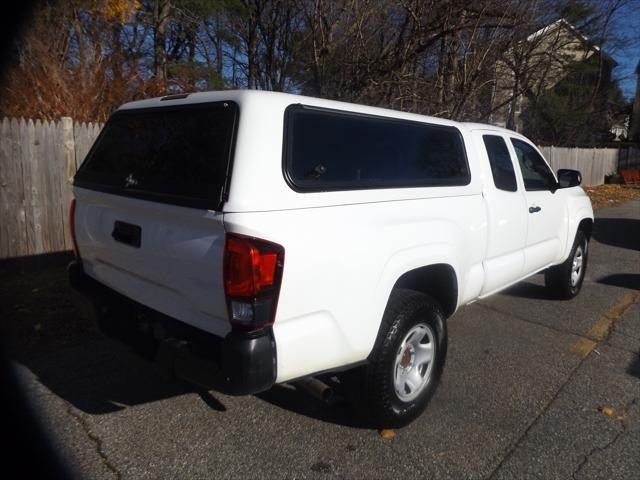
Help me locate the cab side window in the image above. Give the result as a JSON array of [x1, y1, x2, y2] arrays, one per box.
[[482, 135, 517, 192], [284, 105, 470, 191], [511, 139, 557, 191]]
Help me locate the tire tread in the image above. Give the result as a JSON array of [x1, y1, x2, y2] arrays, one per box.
[[360, 288, 447, 428], [545, 231, 588, 300]]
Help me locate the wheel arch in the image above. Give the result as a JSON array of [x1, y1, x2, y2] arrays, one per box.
[[561, 200, 594, 261], [577, 217, 593, 240], [392, 264, 458, 318], [366, 242, 463, 361]]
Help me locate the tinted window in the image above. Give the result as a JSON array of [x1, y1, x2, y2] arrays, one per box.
[[284, 106, 470, 191], [482, 135, 517, 192], [511, 139, 556, 191], [74, 102, 237, 209]]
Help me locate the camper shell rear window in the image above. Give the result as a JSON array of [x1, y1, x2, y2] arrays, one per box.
[[74, 101, 238, 210]]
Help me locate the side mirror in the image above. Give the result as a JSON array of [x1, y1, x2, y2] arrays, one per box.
[[557, 169, 581, 188]]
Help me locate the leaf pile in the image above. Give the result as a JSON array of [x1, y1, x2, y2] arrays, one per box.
[[584, 185, 640, 210]]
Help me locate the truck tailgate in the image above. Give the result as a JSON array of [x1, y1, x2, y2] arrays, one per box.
[[74, 187, 230, 337]]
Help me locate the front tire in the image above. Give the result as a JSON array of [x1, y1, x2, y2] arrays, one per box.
[[545, 230, 588, 299], [360, 289, 447, 428]]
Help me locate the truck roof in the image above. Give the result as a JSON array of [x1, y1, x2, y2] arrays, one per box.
[[461, 122, 518, 135], [119, 90, 468, 129], [121, 90, 519, 137]]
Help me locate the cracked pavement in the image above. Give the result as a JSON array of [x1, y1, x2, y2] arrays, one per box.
[[3, 200, 639, 479]]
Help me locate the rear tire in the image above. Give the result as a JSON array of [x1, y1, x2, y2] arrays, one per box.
[[356, 289, 447, 428], [545, 230, 588, 299]]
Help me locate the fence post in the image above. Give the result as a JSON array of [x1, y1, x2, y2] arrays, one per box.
[[62, 116, 76, 176], [62, 117, 76, 249], [0, 118, 14, 258]]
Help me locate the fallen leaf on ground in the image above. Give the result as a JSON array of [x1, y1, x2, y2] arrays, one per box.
[[598, 406, 615, 416], [379, 429, 396, 439]]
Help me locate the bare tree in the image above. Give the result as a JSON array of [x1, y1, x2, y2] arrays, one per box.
[[0, 0, 631, 144]]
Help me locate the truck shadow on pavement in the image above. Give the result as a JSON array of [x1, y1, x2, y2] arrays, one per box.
[[4, 269, 363, 426], [592, 218, 640, 251], [597, 273, 640, 291], [13, 339, 227, 415], [256, 379, 370, 429], [17, 339, 362, 427], [1, 258, 232, 417]]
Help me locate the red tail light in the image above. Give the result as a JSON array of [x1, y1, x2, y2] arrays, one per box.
[[223, 233, 284, 331], [69, 199, 81, 260]]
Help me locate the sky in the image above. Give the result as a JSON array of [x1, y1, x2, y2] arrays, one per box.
[[608, 0, 640, 101]]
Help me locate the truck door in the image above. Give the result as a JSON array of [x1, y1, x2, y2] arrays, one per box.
[[508, 138, 567, 273], [474, 131, 527, 295]]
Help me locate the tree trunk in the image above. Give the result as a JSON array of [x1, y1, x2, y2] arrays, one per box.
[[507, 57, 521, 131], [215, 14, 223, 82], [153, 0, 170, 84]]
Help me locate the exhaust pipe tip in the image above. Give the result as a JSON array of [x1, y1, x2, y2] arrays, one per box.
[[295, 377, 334, 405]]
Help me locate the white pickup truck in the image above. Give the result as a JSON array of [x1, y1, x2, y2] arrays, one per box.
[[69, 90, 593, 427]]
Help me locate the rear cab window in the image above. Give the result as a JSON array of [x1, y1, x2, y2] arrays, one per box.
[[74, 101, 238, 210], [482, 135, 518, 192], [284, 105, 470, 191]]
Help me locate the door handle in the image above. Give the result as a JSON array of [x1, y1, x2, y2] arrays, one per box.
[[529, 206, 542, 213], [112, 220, 142, 247]]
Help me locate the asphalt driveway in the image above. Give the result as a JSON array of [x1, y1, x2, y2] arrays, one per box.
[[2, 200, 639, 479]]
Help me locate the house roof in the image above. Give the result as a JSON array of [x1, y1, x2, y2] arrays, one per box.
[[527, 18, 616, 66]]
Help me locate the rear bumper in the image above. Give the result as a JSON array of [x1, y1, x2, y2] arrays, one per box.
[[68, 261, 277, 395]]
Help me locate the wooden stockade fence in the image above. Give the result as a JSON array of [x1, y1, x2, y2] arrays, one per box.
[[0, 117, 102, 259], [539, 146, 618, 187], [0, 116, 637, 259]]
